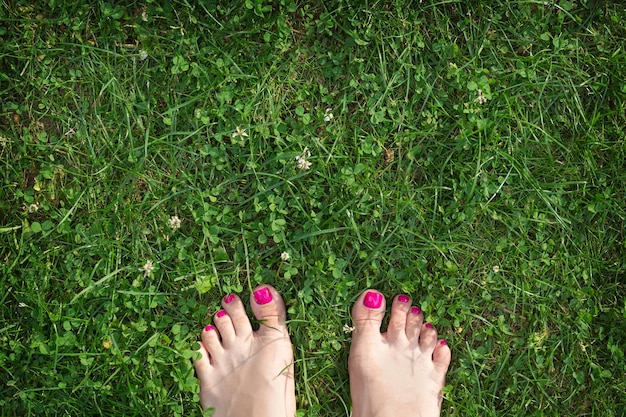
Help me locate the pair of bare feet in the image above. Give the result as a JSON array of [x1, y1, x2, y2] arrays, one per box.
[[193, 285, 451, 417]]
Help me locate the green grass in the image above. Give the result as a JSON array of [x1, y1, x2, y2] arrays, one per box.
[[1, 1, 625, 416]]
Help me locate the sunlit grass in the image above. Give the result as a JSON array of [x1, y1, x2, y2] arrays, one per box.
[[1, 1, 625, 416]]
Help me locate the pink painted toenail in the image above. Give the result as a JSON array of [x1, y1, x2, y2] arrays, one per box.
[[411, 307, 422, 315], [363, 291, 383, 309], [398, 294, 410, 303], [253, 287, 273, 305], [224, 294, 235, 304], [205, 325, 214, 332], [217, 310, 227, 318], [425, 323, 434, 329], [440, 340, 447, 346]]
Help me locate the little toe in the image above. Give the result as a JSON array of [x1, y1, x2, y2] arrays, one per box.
[[250, 285, 288, 336], [213, 310, 236, 347], [193, 339, 213, 382], [405, 305, 424, 343], [200, 324, 223, 359], [386, 294, 412, 343], [419, 322, 439, 352], [221, 293, 253, 338], [433, 339, 452, 374], [351, 289, 386, 336]]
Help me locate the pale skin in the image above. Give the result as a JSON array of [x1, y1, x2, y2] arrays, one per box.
[[193, 285, 451, 417]]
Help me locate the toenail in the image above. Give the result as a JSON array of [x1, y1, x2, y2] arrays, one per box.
[[440, 340, 447, 346], [204, 325, 214, 332], [363, 291, 383, 309], [398, 294, 410, 303], [411, 306, 422, 315], [224, 293, 235, 304], [217, 310, 227, 318], [425, 323, 434, 329], [253, 287, 273, 305]]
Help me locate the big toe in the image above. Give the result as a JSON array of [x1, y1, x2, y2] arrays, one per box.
[[250, 285, 288, 336], [351, 289, 386, 336]]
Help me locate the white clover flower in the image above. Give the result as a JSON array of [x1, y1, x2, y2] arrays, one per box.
[[493, 265, 500, 273], [295, 147, 312, 170], [295, 155, 312, 170], [141, 10, 148, 22], [27, 203, 40, 213], [232, 126, 249, 139], [323, 108, 334, 122], [142, 260, 154, 277], [168, 215, 181, 231], [280, 251, 290, 261], [343, 324, 355, 334], [139, 50, 149, 61], [18, 302, 27, 308], [475, 89, 488, 105]]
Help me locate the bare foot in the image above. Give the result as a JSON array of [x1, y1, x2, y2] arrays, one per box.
[[349, 290, 451, 417], [193, 285, 296, 417]]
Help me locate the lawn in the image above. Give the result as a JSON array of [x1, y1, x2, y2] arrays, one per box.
[[1, 1, 625, 416]]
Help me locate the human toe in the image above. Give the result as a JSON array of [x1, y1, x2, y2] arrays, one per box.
[[433, 339, 452, 374], [250, 285, 288, 335], [351, 289, 386, 335], [419, 322, 439, 352], [221, 293, 253, 338], [405, 305, 424, 344], [213, 309, 237, 347], [199, 324, 223, 361], [386, 294, 412, 342], [193, 339, 213, 385]]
